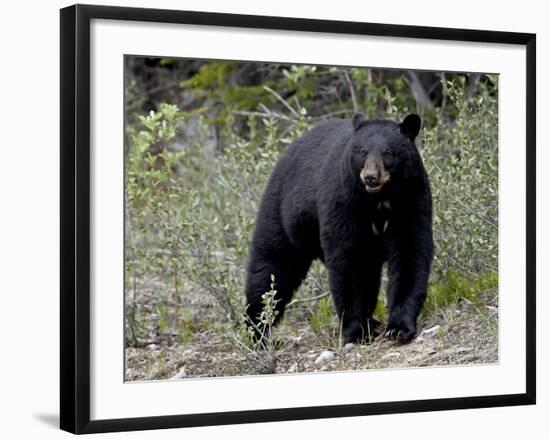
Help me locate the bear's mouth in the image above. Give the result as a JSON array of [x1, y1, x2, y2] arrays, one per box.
[[365, 183, 383, 193]]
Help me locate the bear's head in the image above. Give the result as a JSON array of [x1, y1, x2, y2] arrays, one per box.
[[349, 113, 422, 194]]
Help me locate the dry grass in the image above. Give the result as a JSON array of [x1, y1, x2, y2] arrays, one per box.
[[124, 274, 498, 381]]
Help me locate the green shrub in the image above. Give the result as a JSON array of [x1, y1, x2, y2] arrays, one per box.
[[423, 76, 498, 277]]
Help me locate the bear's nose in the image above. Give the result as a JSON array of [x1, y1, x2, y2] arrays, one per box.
[[363, 172, 379, 186]]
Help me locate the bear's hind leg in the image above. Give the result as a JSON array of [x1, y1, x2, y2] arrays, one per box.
[[245, 251, 312, 332]]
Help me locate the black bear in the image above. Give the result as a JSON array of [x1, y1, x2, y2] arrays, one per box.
[[245, 113, 433, 343]]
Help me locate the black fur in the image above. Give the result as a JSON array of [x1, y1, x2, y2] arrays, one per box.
[[245, 113, 433, 343]]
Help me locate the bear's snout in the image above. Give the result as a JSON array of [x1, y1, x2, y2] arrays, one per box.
[[360, 168, 384, 193], [362, 170, 379, 186], [360, 158, 391, 193]]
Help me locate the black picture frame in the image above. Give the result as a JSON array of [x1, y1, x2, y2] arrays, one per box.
[[60, 4, 536, 434]]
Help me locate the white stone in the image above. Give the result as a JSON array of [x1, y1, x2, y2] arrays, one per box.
[[421, 325, 441, 337], [314, 350, 336, 364]]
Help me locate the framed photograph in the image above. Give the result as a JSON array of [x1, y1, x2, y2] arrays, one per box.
[[60, 4, 536, 434]]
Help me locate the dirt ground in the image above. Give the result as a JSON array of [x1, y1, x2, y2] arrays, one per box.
[[125, 276, 498, 381]]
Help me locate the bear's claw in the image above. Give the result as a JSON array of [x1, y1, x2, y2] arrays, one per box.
[[384, 326, 415, 343]]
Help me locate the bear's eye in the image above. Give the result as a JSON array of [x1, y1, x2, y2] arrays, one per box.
[[383, 150, 394, 159]]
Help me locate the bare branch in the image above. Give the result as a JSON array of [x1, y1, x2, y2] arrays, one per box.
[[408, 71, 433, 108], [263, 85, 300, 117], [343, 70, 358, 113]]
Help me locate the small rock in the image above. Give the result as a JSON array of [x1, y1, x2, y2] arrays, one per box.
[[444, 347, 470, 355], [287, 362, 299, 373], [415, 336, 425, 343], [381, 352, 401, 360], [343, 343, 355, 353], [170, 367, 186, 380], [421, 325, 440, 337], [291, 336, 303, 346], [314, 350, 335, 364]]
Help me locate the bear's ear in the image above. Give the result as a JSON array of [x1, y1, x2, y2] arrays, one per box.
[[399, 114, 421, 140], [352, 113, 366, 131]]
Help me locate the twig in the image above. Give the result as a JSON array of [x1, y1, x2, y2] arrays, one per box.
[[288, 291, 330, 308], [126, 272, 139, 347], [448, 193, 497, 228], [172, 264, 180, 333], [232, 109, 294, 122], [312, 109, 354, 120], [440, 73, 447, 113]]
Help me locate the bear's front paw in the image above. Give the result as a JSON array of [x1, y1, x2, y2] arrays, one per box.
[[343, 318, 382, 344], [384, 318, 416, 343]]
